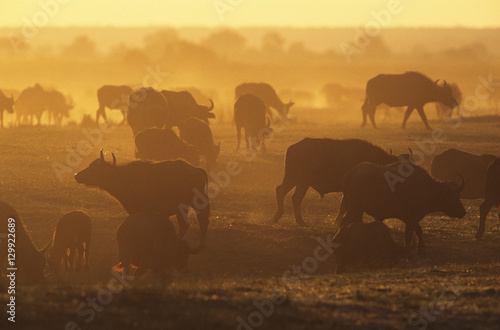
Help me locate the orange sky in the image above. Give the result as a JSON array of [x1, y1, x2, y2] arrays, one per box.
[[1, 0, 499, 28]]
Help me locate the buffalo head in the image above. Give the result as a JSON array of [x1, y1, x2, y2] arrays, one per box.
[[75, 150, 116, 187]]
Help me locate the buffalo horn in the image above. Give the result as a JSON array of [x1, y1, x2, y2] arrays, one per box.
[[112, 153, 116, 166], [457, 172, 465, 192], [208, 99, 214, 111]]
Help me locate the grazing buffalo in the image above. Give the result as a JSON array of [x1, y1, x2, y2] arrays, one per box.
[[135, 127, 201, 166], [96, 85, 133, 124], [361, 72, 458, 129], [234, 94, 271, 151], [178, 117, 220, 172], [113, 213, 204, 276], [340, 162, 465, 253], [45, 90, 74, 126], [477, 159, 500, 240], [127, 87, 169, 136], [15, 84, 47, 126], [75, 150, 210, 239], [235, 82, 294, 121], [47, 211, 92, 272], [332, 221, 412, 273], [434, 82, 462, 119], [0, 201, 48, 283], [431, 149, 497, 199], [0, 90, 14, 128], [273, 138, 414, 226], [161, 90, 215, 127]]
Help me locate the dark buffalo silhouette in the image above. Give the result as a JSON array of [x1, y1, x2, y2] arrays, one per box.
[[134, 127, 200, 166], [234, 94, 271, 151], [431, 149, 497, 199], [127, 87, 169, 136], [15, 84, 47, 126], [361, 71, 458, 129], [161, 90, 215, 127], [340, 162, 465, 253], [75, 150, 210, 239], [47, 211, 92, 272], [434, 82, 462, 119], [235, 82, 294, 121], [178, 117, 220, 172], [332, 221, 413, 274], [274, 138, 414, 226], [96, 85, 133, 124], [0, 201, 48, 283], [112, 213, 204, 276], [45, 90, 74, 126], [477, 159, 500, 240], [0, 90, 14, 128]]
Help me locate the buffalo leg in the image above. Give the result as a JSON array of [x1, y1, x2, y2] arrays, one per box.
[[176, 212, 190, 238], [274, 182, 295, 223], [68, 247, 76, 271], [96, 106, 106, 124], [477, 198, 493, 240], [368, 110, 377, 129], [196, 202, 210, 240], [84, 241, 90, 270], [413, 223, 425, 254], [0, 111, 3, 128], [401, 106, 415, 129], [416, 107, 432, 130], [236, 125, 242, 150], [76, 246, 83, 271], [334, 196, 346, 224], [292, 185, 309, 226]]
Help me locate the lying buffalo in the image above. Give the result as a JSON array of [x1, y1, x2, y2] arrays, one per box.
[[332, 221, 413, 274]]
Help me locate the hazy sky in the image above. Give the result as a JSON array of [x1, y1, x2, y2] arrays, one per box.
[[1, 0, 498, 28]]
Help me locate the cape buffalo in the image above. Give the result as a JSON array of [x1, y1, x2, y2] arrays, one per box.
[[178, 117, 220, 172], [332, 221, 413, 273], [45, 90, 74, 126], [0, 89, 14, 128], [361, 72, 458, 129], [113, 213, 204, 276], [127, 87, 169, 136], [431, 149, 497, 199], [135, 127, 201, 166], [0, 201, 48, 283], [235, 82, 294, 121], [234, 94, 271, 151], [47, 211, 92, 272], [273, 138, 414, 226], [340, 162, 465, 253], [161, 90, 215, 127], [477, 158, 500, 240], [75, 150, 210, 239], [96, 85, 133, 124], [15, 84, 47, 126]]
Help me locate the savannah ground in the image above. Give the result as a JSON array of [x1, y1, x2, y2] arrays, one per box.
[[0, 113, 499, 330]]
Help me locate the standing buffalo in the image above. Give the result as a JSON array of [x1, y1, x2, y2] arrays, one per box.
[[113, 213, 204, 276], [273, 138, 413, 226], [135, 127, 201, 166], [96, 85, 133, 124], [235, 82, 294, 121], [361, 72, 458, 129], [179, 117, 220, 172], [161, 90, 215, 127], [75, 151, 210, 239], [45, 90, 74, 126], [331, 221, 412, 273], [431, 149, 497, 199], [340, 162, 465, 253], [477, 159, 500, 240], [0, 201, 48, 283], [15, 84, 47, 126], [127, 87, 169, 136], [0, 90, 14, 128], [234, 94, 271, 151]]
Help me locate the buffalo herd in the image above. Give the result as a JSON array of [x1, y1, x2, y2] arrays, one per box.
[[1, 71, 499, 281]]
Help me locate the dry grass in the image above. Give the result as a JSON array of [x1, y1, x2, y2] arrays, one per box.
[[0, 115, 499, 329]]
